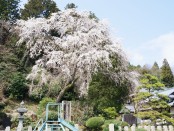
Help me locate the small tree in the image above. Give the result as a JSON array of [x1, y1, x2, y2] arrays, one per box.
[[151, 62, 160, 78], [21, 0, 59, 20], [0, 0, 20, 21], [65, 3, 77, 9], [161, 58, 174, 87]]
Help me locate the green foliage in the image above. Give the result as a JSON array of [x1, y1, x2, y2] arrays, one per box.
[[11, 116, 34, 129], [21, 0, 59, 20], [119, 106, 131, 114], [151, 62, 160, 78], [102, 119, 128, 131], [137, 111, 174, 125], [88, 11, 99, 21], [134, 73, 171, 124], [134, 74, 165, 111], [37, 97, 55, 116], [65, 3, 77, 9], [88, 71, 130, 115], [6, 73, 28, 100], [139, 74, 164, 92], [136, 128, 146, 131], [161, 58, 174, 87], [70, 101, 94, 125], [85, 117, 104, 130], [137, 111, 162, 122], [102, 107, 118, 119], [139, 65, 151, 75], [47, 83, 61, 97], [29, 84, 48, 102], [48, 111, 58, 120], [49, 29, 61, 37], [0, 0, 20, 21], [61, 87, 79, 101], [102, 120, 118, 131], [0, 32, 31, 101], [128, 63, 141, 71], [120, 121, 129, 127]]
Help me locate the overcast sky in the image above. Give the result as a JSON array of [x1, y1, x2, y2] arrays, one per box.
[[20, 0, 174, 67]]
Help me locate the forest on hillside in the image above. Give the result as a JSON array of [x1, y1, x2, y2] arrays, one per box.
[[1, 0, 174, 130]]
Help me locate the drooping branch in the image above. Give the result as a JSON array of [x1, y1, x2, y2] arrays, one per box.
[[14, 9, 134, 98]]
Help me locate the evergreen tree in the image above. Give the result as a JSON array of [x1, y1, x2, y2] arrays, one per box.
[[161, 59, 174, 87], [133, 74, 174, 124], [140, 74, 164, 93], [0, 0, 20, 21], [138, 64, 151, 75], [65, 3, 77, 9], [88, 71, 131, 115], [151, 62, 160, 78], [20, 0, 59, 20]]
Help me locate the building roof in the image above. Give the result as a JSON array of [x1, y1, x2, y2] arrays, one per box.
[[158, 87, 174, 96]]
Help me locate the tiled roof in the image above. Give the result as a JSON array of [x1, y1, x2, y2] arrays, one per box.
[[158, 87, 174, 96]]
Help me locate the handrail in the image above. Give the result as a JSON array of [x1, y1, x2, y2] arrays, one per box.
[[33, 118, 43, 131], [33, 102, 78, 131]]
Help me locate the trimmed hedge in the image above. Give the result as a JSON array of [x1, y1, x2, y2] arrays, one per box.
[[86, 117, 105, 130]]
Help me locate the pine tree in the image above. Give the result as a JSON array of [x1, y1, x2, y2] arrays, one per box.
[[0, 0, 20, 21], [151, 62, 160, 78], [65, 3, 77, 9], [133, 74, 173, 124], [20, 0, 59, 20], [161, 59, 174, 87], [138, 64, 151, 75]]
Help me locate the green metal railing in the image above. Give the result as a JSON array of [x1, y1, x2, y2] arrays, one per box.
[[33, 102, 78, 131]]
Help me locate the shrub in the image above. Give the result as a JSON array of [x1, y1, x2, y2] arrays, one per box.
[[120, 121, 129, 127], [102, 119, 129, 131], [11, 116, 33, 129], [7, 73, 28, 100], [102, 107, 118, 119], [85, 117, 104, 130], [37, 97, 55, 116]]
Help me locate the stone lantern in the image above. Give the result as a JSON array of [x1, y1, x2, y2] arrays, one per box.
[[17, 101, 28, 131]]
